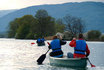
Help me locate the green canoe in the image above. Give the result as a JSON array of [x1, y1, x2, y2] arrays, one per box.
[[49, 56, 88, 68]]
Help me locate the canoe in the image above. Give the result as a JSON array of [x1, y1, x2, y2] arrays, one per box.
[[49, 56, 88, 68], [37, 42, 45, 46]]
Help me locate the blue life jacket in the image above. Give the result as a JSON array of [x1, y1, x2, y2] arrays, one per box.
[[37, 38, 41, 43], [74, 40, 86, 55], [50, 39, 61, 52], [41, 38, 45, 42]]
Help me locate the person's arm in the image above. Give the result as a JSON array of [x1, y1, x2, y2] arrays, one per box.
[[86, 44, 90, 57], [69, 40, 76, 47], [36, 40, 38, 43], [60, 40, 66, 45]]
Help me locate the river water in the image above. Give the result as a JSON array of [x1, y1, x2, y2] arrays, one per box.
[[0, 38, 104, 70]]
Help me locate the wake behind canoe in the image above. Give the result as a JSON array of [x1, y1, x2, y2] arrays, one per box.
[[49, 56, 88, 68]]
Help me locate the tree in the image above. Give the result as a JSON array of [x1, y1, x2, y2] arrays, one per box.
[[16, 15, 38, 39], [64, 15, 85, 38], [8, 18, 19, 38], [35, 9, 49, 19], [87, 30, 101, 40], [8, 15, 38, 39], [26, 32, 35, 39], [63, 31, 72, 40], [55, 19, 65, 33], [34, 9, 56, 38], [100, 35, 104, 41], [16, 23, 30, 39]]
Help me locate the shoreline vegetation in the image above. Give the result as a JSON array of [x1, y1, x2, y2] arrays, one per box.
[[0, 9, 103, 41], [0, 37, 103, 42], [44, 35, 104, 42]]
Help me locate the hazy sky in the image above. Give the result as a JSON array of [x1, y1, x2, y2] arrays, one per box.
[[0, 0, 104, 10]]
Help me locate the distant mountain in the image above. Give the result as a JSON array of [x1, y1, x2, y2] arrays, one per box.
[[0, 1, 104, 33], [0, 10, 16, 18]]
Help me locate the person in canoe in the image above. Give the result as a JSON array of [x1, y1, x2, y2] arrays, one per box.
[[68, 34, 90, 58], [36, 38, 42, 46], [41, 37, 45, 45], [48, 35, 66, 58]]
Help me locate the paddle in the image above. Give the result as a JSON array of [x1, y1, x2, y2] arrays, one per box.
[[88, 58, 96, 67], [31, 42, 35, 44], [31, 42, 35, 46], [37, 42, 50, 64]]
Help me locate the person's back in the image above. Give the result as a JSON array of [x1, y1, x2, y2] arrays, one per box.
[[37, 38, 41, 43], [69, 34, 90, 58], [41, 38, 45, 45], [41, 38, 45, 42], [51, 39, 61, 52], [75, 40, 86, 55], [49, 36, 66, 58]]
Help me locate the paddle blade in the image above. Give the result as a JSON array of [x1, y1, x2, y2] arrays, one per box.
[[31, 42, 35, 44], [37, 54, 46, 64], [91, 64, 96, 67], [47, 42, 50, 45], [88, 58, 96, 67]]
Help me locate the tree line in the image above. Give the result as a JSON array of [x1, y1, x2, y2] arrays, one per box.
[[8, 10, 65, 39], [63, 30, 104, 41], [8, 9, 104, 41]]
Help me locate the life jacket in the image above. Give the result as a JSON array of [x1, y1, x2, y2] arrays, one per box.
[[41, 38, 45, 42], [37, 38, 41, 43], [74, 40, 86, 55], [50, 39, 61, 52]]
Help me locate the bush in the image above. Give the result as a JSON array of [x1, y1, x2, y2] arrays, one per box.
[[87, 30, 101, 41], [100, 35, 104, 41], [63, 31, 73, 40], [44, 36, 53, 40], [26, 32, 35, 39]]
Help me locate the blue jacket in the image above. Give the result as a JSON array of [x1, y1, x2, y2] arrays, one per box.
[[37, 38, 42, 43], [74, 40, 86, 55], [50, 39, 61, 52], [41, 38, 45, 42]]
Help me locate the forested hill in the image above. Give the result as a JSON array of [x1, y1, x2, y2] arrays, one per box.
[[0, 1, 104, 33]]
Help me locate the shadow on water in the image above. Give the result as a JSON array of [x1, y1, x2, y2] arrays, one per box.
[[18, 62, 88, 70], [39, 63, 88, 70], [68, 67, 88, 70], [47, 66, 88, 70]]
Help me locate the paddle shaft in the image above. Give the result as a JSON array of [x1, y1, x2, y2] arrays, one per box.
[[88, 58, 95, 67], [37, 42, 50, 64], [45, 49, 50, 54], [45, 42, 50, 54], [88, 58, 92, 65]]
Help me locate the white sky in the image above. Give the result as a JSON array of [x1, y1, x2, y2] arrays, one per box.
[[0, 0, 104, 10]]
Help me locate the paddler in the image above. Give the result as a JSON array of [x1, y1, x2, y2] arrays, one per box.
[[48, 35, 66, 58], [68, 34, 90, 58]]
